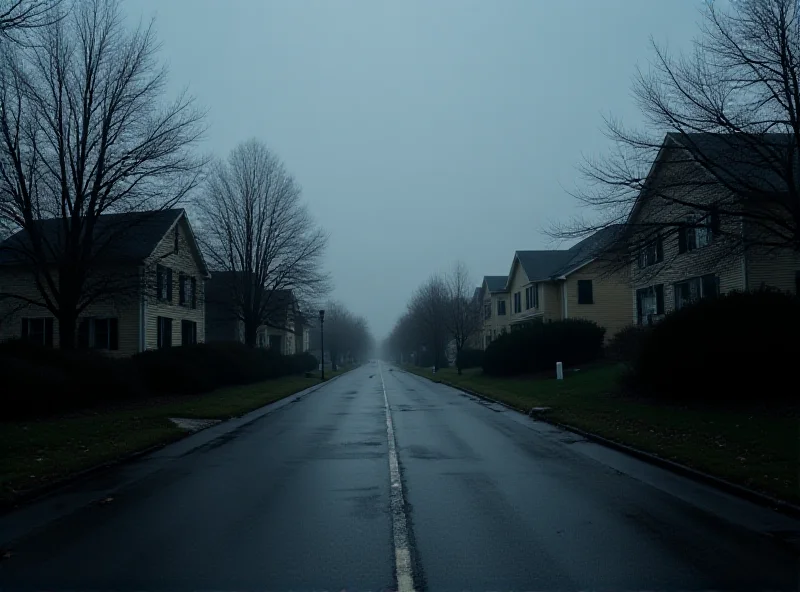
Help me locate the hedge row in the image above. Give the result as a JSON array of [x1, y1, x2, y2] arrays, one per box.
[[483, 319, 605, 376], [627, 289, 800, 402], [1, 340, 318, 420]]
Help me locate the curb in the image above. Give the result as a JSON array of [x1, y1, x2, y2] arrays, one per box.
[[1, 371, 351, 514], [404, 369, 800, 521]]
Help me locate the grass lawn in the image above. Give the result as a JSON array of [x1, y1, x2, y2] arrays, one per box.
[[408, 365, 799, 504], [1, 370, 346, 506]]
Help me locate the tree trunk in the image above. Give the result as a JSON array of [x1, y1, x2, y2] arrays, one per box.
[[58, 310, 77, 350], [456, 344, 462, 375], [243, 321, 258, 347]]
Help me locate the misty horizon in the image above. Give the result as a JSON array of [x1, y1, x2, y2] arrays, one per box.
[[125, 0, 702, 339]]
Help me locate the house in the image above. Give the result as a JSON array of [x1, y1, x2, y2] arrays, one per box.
[[0, 209, 209, 354], [204, 271, 310, 355], [479, 275, 509, 349], [627, 133, 800, 325], [503, 226, 631, 340]]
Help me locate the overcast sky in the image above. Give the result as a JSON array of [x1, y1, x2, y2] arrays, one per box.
[[126, 0, 701, 339]]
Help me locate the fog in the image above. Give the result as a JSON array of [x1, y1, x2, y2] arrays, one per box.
[[126, 0, 700, 338]]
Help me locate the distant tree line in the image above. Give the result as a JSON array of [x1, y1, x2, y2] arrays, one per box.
[[383, 262, 481, 374]]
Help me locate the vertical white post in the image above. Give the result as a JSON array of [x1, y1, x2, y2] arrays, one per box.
[[556, 361, 564, 380]]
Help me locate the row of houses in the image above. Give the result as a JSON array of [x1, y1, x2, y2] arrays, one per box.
[[0, 209, 311, 356], [476, 133, 800, 348]]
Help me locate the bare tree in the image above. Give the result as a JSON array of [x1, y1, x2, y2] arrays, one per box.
[[197, 139, 330, 347], [408, 274, 450, 371], [443, 261, 481, 374], [555, 0, 800, 272], [0, 0, 205, 348], [319, 300, 372, 369], [0, 0, 62, 41]]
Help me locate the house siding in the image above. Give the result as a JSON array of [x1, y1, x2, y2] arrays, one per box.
[[481, 287, 509, 347], [0, 268, 141, 355], [541, 283, 561, 321], [745, 247, 800, 293], [144, 217, 206, 349], [629, 149, 745, 318], [564, 261, 631, 340]]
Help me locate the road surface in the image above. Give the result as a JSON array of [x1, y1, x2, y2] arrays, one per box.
[[1, 362, 798, 591]]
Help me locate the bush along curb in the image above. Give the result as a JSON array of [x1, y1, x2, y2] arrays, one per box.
[[1, 371, 351, 514], [408, 370, 800, 521]]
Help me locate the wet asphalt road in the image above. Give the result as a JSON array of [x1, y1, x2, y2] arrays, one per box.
[[1, 362, 798, 591]]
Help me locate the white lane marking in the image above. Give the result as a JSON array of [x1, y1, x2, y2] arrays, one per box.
[[379, 363, 416, 592]]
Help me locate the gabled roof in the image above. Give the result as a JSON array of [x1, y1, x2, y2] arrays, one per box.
[[666, 132, 796, 193], [513, 250, 574, 283], [0, 209, 208, 275], [505, 226, 623, 286], [482, 275, 508, 293], [553, 224, 624, 277], [628, 132, 798, 225]]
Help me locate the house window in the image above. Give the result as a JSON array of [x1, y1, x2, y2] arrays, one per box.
[[157, 316, 172, 348], [577, 280, 594, 304], [497, 299, 506, 316], [513, 292, 521, 313], [636, 284, 664, 325], [674, 273, 719, 310], [269, 334, 282, 352], [638, 234, 664, 268], [178, 274, 196, 308], [181, 320, 197, 346], [484, 303, 491, 320], [525, 284, 538, 309], [156, 265, 172, 302], [679, 210, 719, 254], [21, 317, 54, 347], [78, 318, 119, 350]]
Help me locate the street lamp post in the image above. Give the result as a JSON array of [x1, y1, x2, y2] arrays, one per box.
[[319, 309, 325, 381]]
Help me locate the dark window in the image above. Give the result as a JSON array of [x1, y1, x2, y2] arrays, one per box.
[[21, 317, 53, 346], [675, 274, 719, 310], [513, 292, 521, 313], [497, 299, 506, 316], [157, 316, 172, 348], [179, 273, 186, 305], [181, 320, 197, 346], [81, 317, 119, 350], [525, 284, 538, 309], [674, 278, 700, 310], [157, 265, 172, 302], [638, 235, 663, 268], [679, 214, 714, 254], [636, 285, 664, 325], [178, 274, 194, 307], [709, 206, 721, 238], [577, 279, 594, 304], [269, 334, 282, 351], [701, 273, 719, 299], [484, 303, 491, 320]]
